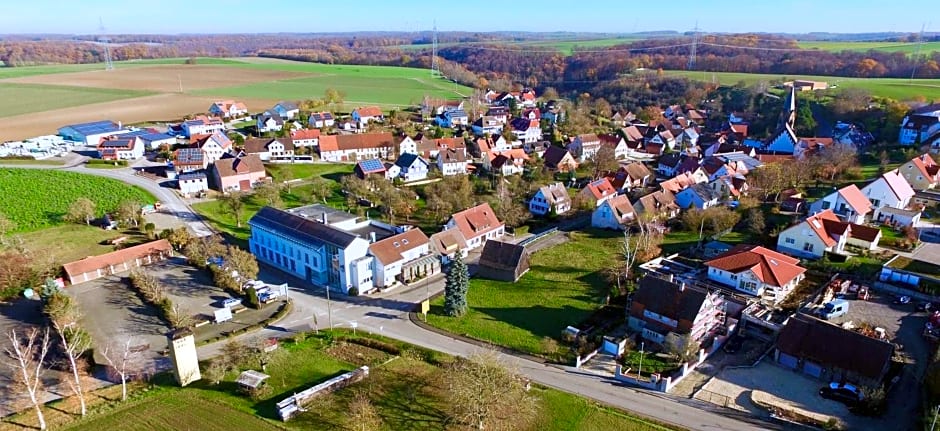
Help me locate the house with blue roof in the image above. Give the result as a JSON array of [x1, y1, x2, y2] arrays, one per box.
[[58, 120, 128, 146]]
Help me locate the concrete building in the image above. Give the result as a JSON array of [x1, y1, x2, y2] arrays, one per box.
[[167, 328, 201, 387]]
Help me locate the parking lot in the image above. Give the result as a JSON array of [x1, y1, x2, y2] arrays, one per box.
[[697, 291, 928, 430]]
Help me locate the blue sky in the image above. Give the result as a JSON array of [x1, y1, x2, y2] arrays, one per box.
[[0, 0, 928, 35]]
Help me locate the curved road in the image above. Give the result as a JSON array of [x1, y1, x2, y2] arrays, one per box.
[[4, 159, 775, 430]]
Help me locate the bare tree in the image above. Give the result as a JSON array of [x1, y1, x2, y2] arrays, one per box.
[[53, 322, 91, 416], [168, 303, 195, 330], [102, 337, 147, 402], [445, 352, 537, 430], [5, 328, 52, 430], [347, 389, 382, 431], [586, 145, 619, 180]]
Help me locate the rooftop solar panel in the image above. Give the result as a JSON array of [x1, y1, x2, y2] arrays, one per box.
[[358, 159, 385, 172], [66, 120, 121, 135]]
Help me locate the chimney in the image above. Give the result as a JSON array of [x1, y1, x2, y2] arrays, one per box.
[[679, 282, 686, 292], [118, 121, 123, 129], [666, 273, 674, 283], [370, 232, 376, 243], [321, 212, 328, 224]]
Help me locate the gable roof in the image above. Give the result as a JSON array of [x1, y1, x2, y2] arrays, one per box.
[[291, 129, 321, 141], [63, 240, 172, 281], [623, 162, 652, 181], [804, 209, 842, 247], [213, 154, 265, 177], [575, 133, 600, 145], [836, 184, 873, 215], [478, 241, 529, 273], [683, 182, 722, 203], [190, 131, 232, 150], [318, 133, 395, 152], [430, 229, 467, 256], [175, 147, 204, 165], [633, 275, 709, 325], [598, 133, 625, 148], [910, 153, 940, 180], [438, 147, 468, 164], [582, 178, 616, 201], [660, 172, 699, 194], [621, 125, 645, 142], [706, 244, 805, 288], [659, 153, 683, 168], [250, 206, 358, 248], [368, 228, 430, 265], [355, 159, 386, 175], [243, 138, 293, 154], [274, 101, 298, 111], [537, 182, 570, 206], [354, 106, 383, 117], [776, 313, 894, 380], [604, 194, 636, 223], [449, 203, 503, 240], [395, 153, 428, 169], [881, 169, 916, 201], [542, 146, 574, 167]]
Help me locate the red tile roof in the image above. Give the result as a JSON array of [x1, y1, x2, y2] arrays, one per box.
[[706, 244, 806, 288], [63, 240, 172, 282], [449, 203, 504, 241], [291, 129, 321, 141], [911, 153, 939, 180], [805, 210, 841, 247], [355, 106, 383, 118], [368, 228, 430, 265], [836, 184, 873, 215], [318, 133, 395, 152], [882, 169, 916, 201], [582, 178, 617, 201]]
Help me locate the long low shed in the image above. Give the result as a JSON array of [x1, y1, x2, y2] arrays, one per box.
[[62, 239, 173, 285]]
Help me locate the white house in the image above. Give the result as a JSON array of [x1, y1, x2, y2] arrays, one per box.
[[368, 228, 433, 288], [649, 130, 677, 151], [705, 245, 806, 303], [675, 183, 721, 209], [308, 112, 335, 128], [318, 133, 395, 162], [256, 111, 285, 133], [776, 209, 882, 259], [598, 134, 629, 159], [209, 100, 248, 119], [272, 101, 299, 120], [591, 194, 636, 230], [484, 149, 528, 176], [437, 148, 468, 176], [190, 131, 232, 166], [444, 203, 505, 250], [248, 206, 374, 294], [393, 153, 429, 182], [352, 106, 384, 127], [898, 105, 940, 145], [178, 171, 209, 197], [567, 134, 602, 162], [529, 182, 571, 216], [861, 169, 916, 220], [471, 116, 504, 136], [243, 138, 294, 162], [181, 116, 225, 138], [97, 135, 143, 160], [808, 184, 873, 224], [509, 118, 541, 144], [290, 129, 321, 149]]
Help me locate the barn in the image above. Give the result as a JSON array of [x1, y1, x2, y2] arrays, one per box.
[[58, 120, 128, 146], [476, 241, 530, 282], [62, 239, 173, 286]]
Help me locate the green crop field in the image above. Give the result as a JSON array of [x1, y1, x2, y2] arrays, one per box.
[[798, 40, 940, 55], [0, 83, 150, 118], [0, 57, 246, 80], [197, 60, 470, 108], [0, 168, 155, 232], [426, 229, 619, 356], [663, 69, 940, 101], [392, 37, 640, 56]]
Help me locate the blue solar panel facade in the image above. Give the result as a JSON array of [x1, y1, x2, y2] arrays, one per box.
[[358, 159, 385, 173]]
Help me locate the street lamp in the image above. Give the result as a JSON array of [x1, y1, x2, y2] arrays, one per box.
[[637, 341, 645, 379], [326, 284, 333, 332]]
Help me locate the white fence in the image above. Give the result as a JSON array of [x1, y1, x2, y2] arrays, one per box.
[[276, 366, 369, 421]]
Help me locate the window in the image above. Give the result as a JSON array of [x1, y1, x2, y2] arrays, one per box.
[[785, 237, 795, 244], [731, 274, 738, 281], [822, 201, 831, 209], [803, 243, 814, 252]]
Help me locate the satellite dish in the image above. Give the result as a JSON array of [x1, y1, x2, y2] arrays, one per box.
[[23, 288, 34, 299]]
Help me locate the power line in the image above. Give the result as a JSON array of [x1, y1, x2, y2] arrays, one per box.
[[431, 21, 438, 78], [98, 17, 113, 71], [911, 23, 928, 80], [688, 22, 698, 70]]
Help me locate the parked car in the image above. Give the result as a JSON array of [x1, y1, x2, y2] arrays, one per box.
[[222, 298, 242, 308], [819, 382, 863, 406]]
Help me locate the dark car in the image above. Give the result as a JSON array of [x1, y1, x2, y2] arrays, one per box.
[[819, 383, 863, 406], [723, 336, 743, 354]]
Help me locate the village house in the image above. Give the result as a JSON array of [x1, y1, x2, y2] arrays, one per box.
[[97, 135, 143, 160], [485, 106, 509, 124], [368, 228, 436, 289], [471, 116, 504, 136], [271, 101, 299, 120], [675, 182, 722, 210], [483, 148, 528, 176], [434, 109, 470, 128], [509, 117, 541, 144], [209, 100, 248, 118], [598, 134, 629, 159], [622, 162, 653, 189], [793, 137, 835, 160], [649, 130, 677, 151], [392, 153, 430, 182], [353, 159, 387, 180], [628, 275, 726, 349], [529, 182, 571, 216], [542, 146, 578, 173], [256, 110, 285, 133], [422, 97, 464, 117], [764, 124, 799, 154], [577, 178, 617, 208], [291, 129, 321, 149], [591, 194, 636, 230], [566, 134, 602, 162], [476, 241, 530, 282], [190, 131, 232, 166], [308, 112, 335, 128], [444, 203, 505, 250], [318, 133, 395, 162], [122, 129, 175, 151], [243, 138, 294, 162], [429, 229, 468, 265], [437, 148, 469, 176], [775, 313, 894, 386], [776, 209, 882, 259], [352, 106, 384, 127], [520, 107, 541, 121], [709, 175, 749, 200], [248, 206, 377, 294], [610, 110, 636, 127], [808, 184, 873, 224], [174, 148, 206, 172], [634, 190, 680, 221], [660, 172, 707, 194], [899, 153, 940, 190], [861, 169, 916, 221], [58, 120, 128, 146], [399, 136, 466, 160], [181, 116, 225, 138], [657, 153, 683, 177], [62, 239, 173, 285], [178, 171, 209, 197], [705, 245, 806, 302], [210, 154, 266, 192], [898, 103, 940, 145]]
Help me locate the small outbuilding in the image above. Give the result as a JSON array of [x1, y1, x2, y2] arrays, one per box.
[[236, 370, 271, 391], [476, 241, 529, 282]]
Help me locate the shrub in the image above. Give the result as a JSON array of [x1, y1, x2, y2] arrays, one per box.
[[246, 286, 261, 309], [348, 286, 360, 296]]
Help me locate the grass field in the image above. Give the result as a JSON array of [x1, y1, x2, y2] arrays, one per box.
[[0, 57, 248, 80], [0, 168, 155, 232], [797, 40, 940, 55], [393, 37, 639, 56], [0, 83, 150, 118], [14, 225, 150, 264], [426, 229, 619, 356], [663, 69, 940, 101]]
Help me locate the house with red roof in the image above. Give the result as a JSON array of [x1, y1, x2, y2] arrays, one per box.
[[190, 131, 232, 166], [290, 129, 321, 148], [808, 184, 873, 224], [861, 169, 916, 220], [577, 178, 617, 208], [899, 153, 940, 191], [97, 135, 143, 160], [444, 203, 505, 250], [209, 100, 248, 118], [776, 209, 882, 259], [352, 106, 384, 127], [705, 244, 806, 302]]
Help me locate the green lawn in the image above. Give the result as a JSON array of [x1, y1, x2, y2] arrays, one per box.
[[0, 83, 150, 118], [661, 229, 753, 255], [797, 40, 940, 55], [192, 163, 354, 241], [621, 351, 679, 377], [0, 168, 155, 232], [663, 70, 940, 101], [195, 60, 471, 108], [0, 57, 245, 80], [14, 225, 150, 265], [426, 229, 619, 356]]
